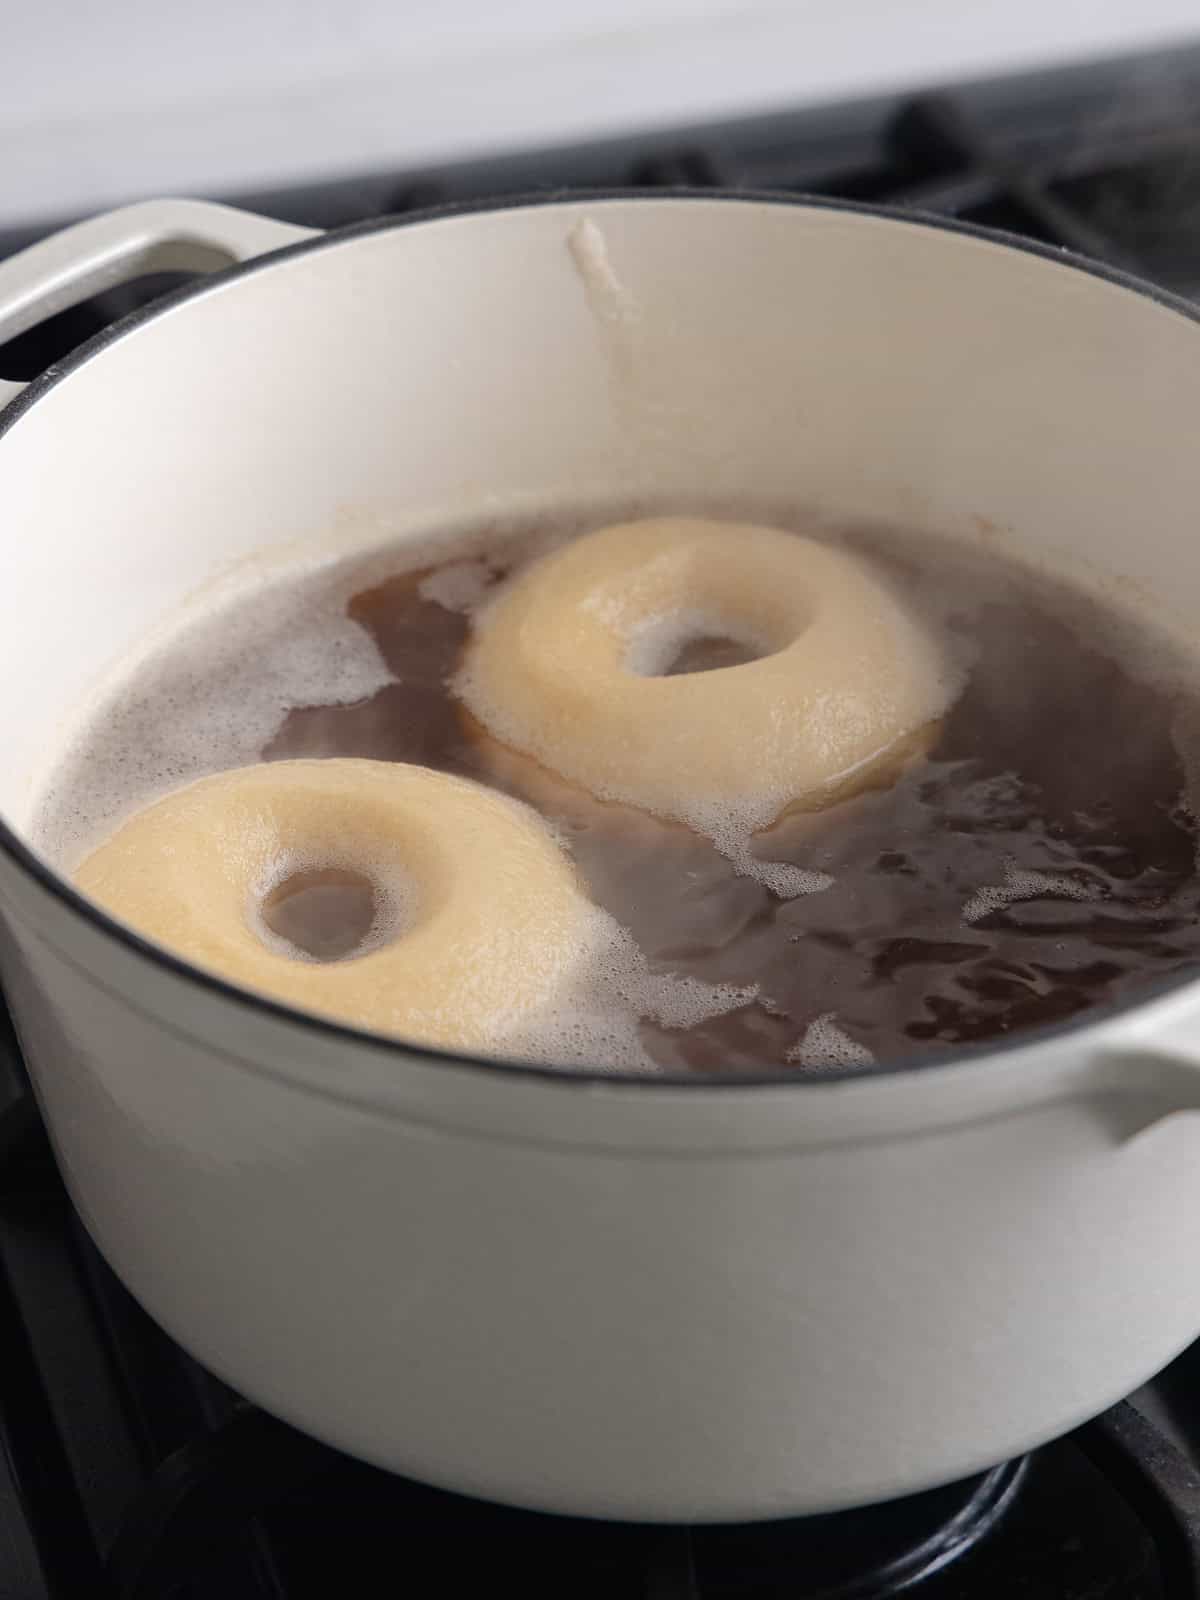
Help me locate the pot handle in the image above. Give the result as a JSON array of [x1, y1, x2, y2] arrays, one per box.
[[1089, 1036, 1200, 1141], [0, 199, 320, 409]]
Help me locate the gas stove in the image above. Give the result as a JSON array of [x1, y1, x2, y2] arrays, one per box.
[[5, 42, 1200, 1600]]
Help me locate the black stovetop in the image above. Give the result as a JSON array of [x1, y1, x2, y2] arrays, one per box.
[[5, 40, 1200, 1600]]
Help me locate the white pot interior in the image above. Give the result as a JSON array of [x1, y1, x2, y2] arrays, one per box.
[[2, 196, 1200, 844]]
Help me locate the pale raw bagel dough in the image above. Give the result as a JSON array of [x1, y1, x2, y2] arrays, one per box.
[[456, 517, 953, 861], [73, 759, 616, 1052]]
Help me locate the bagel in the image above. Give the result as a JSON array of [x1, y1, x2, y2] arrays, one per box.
[[456, 517, 952, 888], [74, 758, 615, 1052]]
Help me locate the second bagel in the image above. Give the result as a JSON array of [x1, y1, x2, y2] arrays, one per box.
[[455, 517, 954, 841]]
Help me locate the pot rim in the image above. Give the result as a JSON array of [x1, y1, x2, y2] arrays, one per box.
[[2, 186, 1197, 1092]]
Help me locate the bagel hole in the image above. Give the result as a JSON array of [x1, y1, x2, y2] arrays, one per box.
[[663, 634, 765, 675], [627, 611, 772, 677], [261, 866, 381, 962]]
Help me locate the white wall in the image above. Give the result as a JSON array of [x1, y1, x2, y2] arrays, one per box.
[[1, 0, 1197, 225]]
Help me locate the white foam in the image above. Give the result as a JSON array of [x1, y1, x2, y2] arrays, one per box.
[[33, 566, 394, 869], [29, 508, 583, 870], [417, 559, 496, 613], [712, 829, 835, 898], [961, 860, 1096, 925], [787, 1014, 875, 1070], [504, 904, 755, 1072]]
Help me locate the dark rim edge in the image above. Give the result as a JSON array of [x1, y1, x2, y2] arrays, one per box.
[[3, 185, 1199, 1094]]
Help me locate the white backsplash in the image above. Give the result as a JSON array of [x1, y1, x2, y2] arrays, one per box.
[[1, 0, 1197, 225]]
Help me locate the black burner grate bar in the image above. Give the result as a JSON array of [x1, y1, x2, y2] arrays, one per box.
[[645, 1527, 700, 1600], [1075, 1402, 1200, 1599], [886, 91, 1133, 265], [105, 1408, 334, 1600]]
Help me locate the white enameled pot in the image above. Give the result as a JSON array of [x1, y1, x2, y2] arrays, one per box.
[[1, 194, 1200, 1523]]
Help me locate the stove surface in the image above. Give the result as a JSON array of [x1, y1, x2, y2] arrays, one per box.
[[4, 43, 1200, 1600]]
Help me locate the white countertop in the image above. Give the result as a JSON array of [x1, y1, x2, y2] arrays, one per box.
[[1, 0, 1198, 226]]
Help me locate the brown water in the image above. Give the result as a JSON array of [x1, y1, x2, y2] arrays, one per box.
[[261, 867, 381, 963], [237, 526, 1200, 1074]]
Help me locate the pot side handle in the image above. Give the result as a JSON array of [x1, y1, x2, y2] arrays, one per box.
[[1088, 1043, 1200, 1142], [0, 199, 320, 410]]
